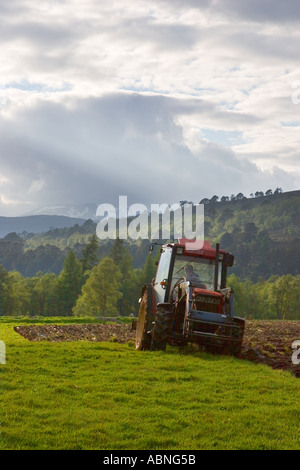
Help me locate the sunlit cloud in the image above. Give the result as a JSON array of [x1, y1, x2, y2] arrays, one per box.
[[0, 0, 299, 215]]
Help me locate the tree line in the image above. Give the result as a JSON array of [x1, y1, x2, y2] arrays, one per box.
[[179, 187, 284, 206], [0, 236, 156, 317], [0, 188, 298, 283], [0, 233, 299, 319], [228, 273, 300, 320]]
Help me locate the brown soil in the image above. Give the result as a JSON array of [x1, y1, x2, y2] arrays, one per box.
[[14, 322, 136, 344], [241, 320, 300, 376], [14, 320, 300, 375]]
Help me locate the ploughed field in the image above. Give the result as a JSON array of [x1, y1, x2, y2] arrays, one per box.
[[14, 320, 300, 376]]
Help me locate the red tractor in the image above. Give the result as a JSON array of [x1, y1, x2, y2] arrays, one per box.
[[136, 239, 245, 356]]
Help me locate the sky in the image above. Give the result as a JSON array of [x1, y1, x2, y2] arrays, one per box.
[[0, 0, 300, 217]]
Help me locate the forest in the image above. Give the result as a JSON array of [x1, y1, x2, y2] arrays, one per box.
[[0, 189, 299, 319], [0, 237, 154, 318], [0, 234, 299, 320]]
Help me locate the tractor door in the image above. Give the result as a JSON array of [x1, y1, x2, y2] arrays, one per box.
[[153, 246, 173, 304]]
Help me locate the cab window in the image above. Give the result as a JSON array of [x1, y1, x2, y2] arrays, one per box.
[[154, 247, 172, 302]]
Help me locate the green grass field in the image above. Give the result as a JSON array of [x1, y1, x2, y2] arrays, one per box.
[[0, 318, 299, 450]]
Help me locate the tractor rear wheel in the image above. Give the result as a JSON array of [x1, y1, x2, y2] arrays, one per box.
[[136, 285, 154, 350], [151, 306, 172, 351]]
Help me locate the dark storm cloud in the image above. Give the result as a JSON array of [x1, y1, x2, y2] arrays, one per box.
[[0, 18, 87, 47], [0, 1, 298, 217], [214, 0, 300, 23], [112, 16, 199, 51], [159, 0, 300, 23], [160, 0, 211, 7], [0, 93, 292, 216], [218, 28, 300, 61], [0, 1, 29, 18], [166, 97, 262, 127]]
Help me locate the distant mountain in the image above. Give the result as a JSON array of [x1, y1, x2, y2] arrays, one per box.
[[22, 203, 99, 220], [0, 190, 299, 280], [0, 215, 86, 238]]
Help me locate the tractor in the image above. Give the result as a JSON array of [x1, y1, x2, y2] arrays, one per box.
[[136, 239, 245, 356]]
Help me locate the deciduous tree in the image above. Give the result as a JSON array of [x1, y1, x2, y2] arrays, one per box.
[[73, 257, 122, 316]]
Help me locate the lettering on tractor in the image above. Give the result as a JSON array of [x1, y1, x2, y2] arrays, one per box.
[[136, 239, 245, 356]]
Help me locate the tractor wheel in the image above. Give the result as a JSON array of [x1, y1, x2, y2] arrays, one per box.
[[136, 285, 154, 350], [151, 306, 173, 351], [230, 317, 245, 357]]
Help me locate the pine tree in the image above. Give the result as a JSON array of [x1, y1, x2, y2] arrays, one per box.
[[109, 237, 125, 265], [80, 234, 99, 272], [109, 238, 135, 315], [143, 254, 156, 284], [0, 265, 8, 315], [56, 250, 83, 315]]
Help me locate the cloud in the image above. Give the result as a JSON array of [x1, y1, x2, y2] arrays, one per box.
[[28, 178, 45, 194], [158, 0, 300, 23], [213, 0, 300, 23], [0, 93, 296, 216], [0, 1, 299, 216]]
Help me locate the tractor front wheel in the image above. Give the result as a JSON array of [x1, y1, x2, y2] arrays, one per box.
[[151, 306, 172, 351]]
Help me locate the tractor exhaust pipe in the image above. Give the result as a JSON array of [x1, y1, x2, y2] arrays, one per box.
[[214, 243, 220, 291]]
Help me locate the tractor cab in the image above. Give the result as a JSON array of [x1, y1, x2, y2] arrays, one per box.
[[136, 239, 245, 355], [153, 239, 233, 304]]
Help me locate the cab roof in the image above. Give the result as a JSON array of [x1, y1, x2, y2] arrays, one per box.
[[166, 239, 234, 266]]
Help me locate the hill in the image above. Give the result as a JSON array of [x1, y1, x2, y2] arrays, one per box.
[[204, 190, 300, 280], [0, 190, 299, 280], [0, 215, 86, 238], [204, 189, 300, 242]]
